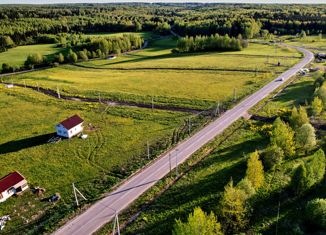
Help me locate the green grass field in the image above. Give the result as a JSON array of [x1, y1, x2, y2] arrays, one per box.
[[0, 44, 61, 67], [86, 32, 153, 40], [9, 37, 301, 110], [0, 85, 189, 233], [123, 73, 323, 235]]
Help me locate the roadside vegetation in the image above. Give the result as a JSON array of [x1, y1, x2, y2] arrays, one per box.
[[0, 3, 325, 235], [123, 71, 326, 235]]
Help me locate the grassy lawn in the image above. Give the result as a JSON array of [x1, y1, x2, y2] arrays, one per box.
[[0, 85, 188, 233], [0, 44, 61, 68], [9, 37, 300, 110], [123, 73, 321, 235]]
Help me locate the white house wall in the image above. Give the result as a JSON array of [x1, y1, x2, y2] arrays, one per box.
[[67, 123, 83, 138], [56, 123, 84, 138]]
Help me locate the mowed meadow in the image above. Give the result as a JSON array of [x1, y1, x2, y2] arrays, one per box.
[[8, 37, 301, 110], [0, 44, 62, 67], [0, 86, 188, 233]]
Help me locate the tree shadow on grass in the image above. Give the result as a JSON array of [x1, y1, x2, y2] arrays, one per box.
[[0, 133, 56, 154], [273, 80, 314, 105], [104, 51, 214, 67], [125, 137, 268, 235]]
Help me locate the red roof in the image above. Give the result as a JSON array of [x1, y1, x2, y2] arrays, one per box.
[[59, 115, 84, 130], [0, 171, 25, 193]]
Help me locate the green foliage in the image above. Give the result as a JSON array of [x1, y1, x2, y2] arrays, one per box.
[[317, 86, 326, 109], [0, 35, 14, 50], [24, 52, 44, 68], [236, 178, 255, 199], [261, 144, 284, 170], [176, 34, 244, 53], [270, 118, 295, 157], [56, 53, 65, 63], [173, 207, 223, 235], [78, 50, 88, 61], [295, 123, 316, 152], [67, 49, 78, 63], [305, 149, 326, 188], [291, 162, 308, 195], [305, 198, 326, 229], [299, 30, 307, 39], [291, 149, 325, 195], [245, 151, 264, 189], [289, 106, 309, 129], [220, 179, 248, 233], [311, 96, 323, 116]]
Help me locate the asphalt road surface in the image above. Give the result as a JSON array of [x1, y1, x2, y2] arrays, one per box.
[[54, 46, 314, 235]]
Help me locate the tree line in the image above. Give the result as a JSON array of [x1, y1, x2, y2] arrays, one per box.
[[176, 34, 248, 53], [1, 33, 144, 73], [0, 4, 324, 46]]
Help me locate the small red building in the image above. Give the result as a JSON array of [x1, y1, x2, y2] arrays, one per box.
[[0, 171, 28, 203]]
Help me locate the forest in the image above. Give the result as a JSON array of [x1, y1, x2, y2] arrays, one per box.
[[0, 3, 325, 46]]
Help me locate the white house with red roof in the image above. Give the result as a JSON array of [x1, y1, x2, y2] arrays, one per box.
[[0, 171, 28, 203], [56, 114, 84, 138]]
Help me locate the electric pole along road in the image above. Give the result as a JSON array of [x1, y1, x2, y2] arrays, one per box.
[[54, 46, 314, 235]]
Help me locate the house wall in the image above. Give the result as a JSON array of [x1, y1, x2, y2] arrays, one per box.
[[56, 124, 69, 138], [67, 123, 83, 138], [56, 123, 83, 139], [0, 180, 28, 203]]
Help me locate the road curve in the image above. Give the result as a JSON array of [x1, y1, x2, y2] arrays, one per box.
[[54, 46, 314, 235]]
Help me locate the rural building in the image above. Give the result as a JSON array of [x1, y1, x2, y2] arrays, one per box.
[[56, 114, 84, 138], [0, 171, 28, 203]]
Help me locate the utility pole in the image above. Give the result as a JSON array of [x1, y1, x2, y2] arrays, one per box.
[[57, 86, 61, 99], [169, 152, 172, 173], [175, 149, 179, 177], [72, 183, 87, 206], [215, 101, 220, 117], [112, 211, 120, 235], [233, 88, 236, 101], [151, 97, 154, 110], [147, 141, 150, 160], [188, 118, 191, 135], [98, 93, 101, 103]]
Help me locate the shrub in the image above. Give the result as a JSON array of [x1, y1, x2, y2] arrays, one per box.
[[305, 198, 326, 229], [246, 151, 264, 189], [173, 207, 223, 235], [262, 144, 284, 170]]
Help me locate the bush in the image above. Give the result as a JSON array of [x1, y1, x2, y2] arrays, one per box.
[[262, 144, 284, 170], [305, 198, 326, 229]]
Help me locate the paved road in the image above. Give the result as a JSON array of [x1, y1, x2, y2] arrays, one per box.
[[54, 46, 314, 235]]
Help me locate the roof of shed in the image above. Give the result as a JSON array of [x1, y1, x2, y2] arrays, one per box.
[[59, 114, 84, 130], [0, 171, 26, 193]]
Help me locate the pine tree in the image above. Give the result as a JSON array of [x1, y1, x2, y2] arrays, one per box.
[[245, 151, 264, 189], [311, 96, 323, 116], [173, 207, 223, 235], [220, 179, 247, 232]]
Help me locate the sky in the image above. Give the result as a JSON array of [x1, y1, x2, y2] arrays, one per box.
[[0, 0, 325, 4]]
